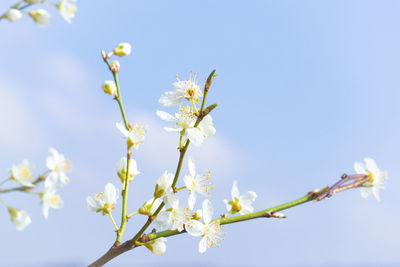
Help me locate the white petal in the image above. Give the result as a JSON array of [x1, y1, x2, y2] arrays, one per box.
[[156, 110, 177, 122], [198, 236, 208, 253], [159, 91, 182, 107], [372, 187, 381, 201], [231, 180, 239, 199], [239, 205, 254, 215], [164, 125, 182, 132], [153, 211, 173, 230], [116, 122, 129, 136], [188, 157, 196, 178], [185, 220, 204, 237], [364, 157, 378, 171], [42, 205, 49, 219], [183, 174, 193, 191], [354, 162, 366, 174], [59, 172, 69, 184], [239, 191, 257, 205], [202, 199, 213, 224], [44, 172, 58, 189], [104, 183, 118, 204], [188, 192, 197, 210], [86, 196, 101, 211], [164, 193, 179, 209], [186, 128, 204, 146], [151, 238, 167, 256]]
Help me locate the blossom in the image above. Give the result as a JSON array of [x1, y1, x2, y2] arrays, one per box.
[[159, 73, 202, 107], [86, 183, 118, 215], [186, 199, 222, 253], [156, 106, 204, 146], [28, 9, 50, 26], [354, 158, 387, 201], [224, 180, 257, 215], [46, 147, 71, 185], [183, 157, 212, 210], [113, 42, 131, 57], [8, 208, 31, 231], [153, 194, 188, 232], [138, 197, 163, 216], [11, 159, 36, 187], [198, 115, 216, 138], [154, 171, 174, 199], [116, 157, 140, 183], [116, 122, 145, 149], [57, 0, 77, 23], [3, 9, 22, 22], [144, 237, 167, 256], [102, 80, 117, 96], [41, 182, 64, 219]]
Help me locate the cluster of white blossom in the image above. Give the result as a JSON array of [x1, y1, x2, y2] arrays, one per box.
[[88, 42, 389, 259], [0, 147, 71, 231], [0, 0, 77, 26]]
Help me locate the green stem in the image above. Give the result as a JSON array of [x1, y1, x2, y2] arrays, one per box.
[[127, 211, 138, 218], [0, 177, 11, 187], [149, 193, 316, 240], [108, 212, 119, 232]]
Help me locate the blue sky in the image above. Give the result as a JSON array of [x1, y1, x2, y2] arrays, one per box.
[[0, 0, 399, 266]]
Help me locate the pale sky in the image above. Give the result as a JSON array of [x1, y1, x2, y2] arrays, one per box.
[[0, 1, 399, 266]]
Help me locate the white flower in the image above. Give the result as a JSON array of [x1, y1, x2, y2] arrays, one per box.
[[183, 157, 212, 210], [41, 183, 64, 219], [57, 0, 77, 24], [3, 9, 22, 22], [116, 157, 140, 183], [102, 80, 117, 96], [46, 147, 71, 185], [154, 171, 174, 198], [154, 194, 188, 232], [11, 159, 36, 187], [159, 73, 202, 107], [224, 180, 257, 215], [139, 197, 163, 216], [198, 115, 216, 137], [156, 106, 204, 146], [86, 183, 118, 215], [144, 237, 167, 256], [113, 42, 131, 57], [354, 158, 387, 201], [116, 122, 145, 149], [28, 9, 50, 26], [186, 199, 222, 253], [8, 208, 31, 231]]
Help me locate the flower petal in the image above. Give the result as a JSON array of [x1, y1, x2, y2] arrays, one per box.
[[186, 128, 204, 146], [185, 220, 205, 237], [188, 157, 196, 178], [156, 110, 177, 122], [198, 236, 208, 253], [202, 199, 213, 224], [231, 180, 239, 199]]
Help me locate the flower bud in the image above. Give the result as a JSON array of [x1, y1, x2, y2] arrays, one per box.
[[8, 207, 31, 231], [113, 42, 131, 57], [153, 171, 173, 199], [101, 80, 117, 96], [144, 237, 167, 256], [3, 9, 22, 22], [116, 157, 140, 183], [110, 60, 120, 72], [139, 201, 152, 216], [28, 9, 50, 27]]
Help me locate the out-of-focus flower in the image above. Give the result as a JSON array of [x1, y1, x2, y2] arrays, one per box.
[[116, 122, 146, 149], [11, 159, 36, 187], [86, 183, 118, 215], [186, 199, 222, 253], [41, 182, 64, 219], [154, 171, 174, 199], [156, 106, 204, 146], [113, 43, 131, 57], [159, 73, 202, 107], [224, 180, 257, 215], [354, 157, 387, 201], [116, 157, 140, 183], [57, 0, 77, 24], [183, 157, 212, 210], [46, 147, 71, 185], [144, 237, 167, 256], [8, 207, 31, 231], [28, 9, 50, 26], [102, 80, 117, 96], [3, 9, 22, 22]]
